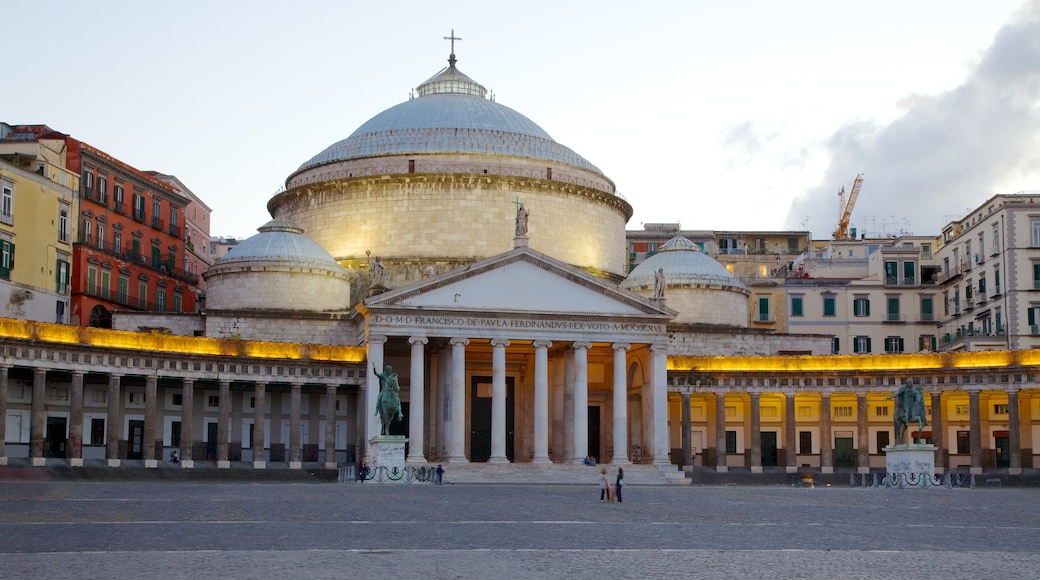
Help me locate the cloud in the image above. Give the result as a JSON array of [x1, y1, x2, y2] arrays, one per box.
[[785, 0, 1040, 238]]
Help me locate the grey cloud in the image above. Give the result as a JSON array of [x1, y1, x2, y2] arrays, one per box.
[[785, 0, 1040, 238]]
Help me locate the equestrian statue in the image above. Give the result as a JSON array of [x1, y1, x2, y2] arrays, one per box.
[[373, 364, 403, 436], [887, 379, 929, 444]]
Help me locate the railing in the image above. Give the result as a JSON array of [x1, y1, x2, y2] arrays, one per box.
[[753, 313, 776, 323], [884, 313, 904, 322], [77, 283, 171, 312], [75, 232, 199, 286]]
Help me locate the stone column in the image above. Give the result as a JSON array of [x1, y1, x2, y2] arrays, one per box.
[[533, 340, 552, 464], [749, 391, 762, 473], [820, 391, 833, 474], [930, 390, 945, 472], [571, 341, 591, 463], [408, 336, 428, 463], [106, 373, 121, 467], [30, 369, 46, 465], [253, 381, 267, 469], [1007, 388, 1021, 474], [968, 388, 982, 475], [856, 392, 869, 474], [611, 343, 630, 465], [364, 335, 387, 462], [448, 337, 469, 463], [0, 365, 7, 466], [69, 371, 85, 467], [650, 344, 670, 465], [551, 353, 565, 462], [785, 391, 797, 473], [217, 380, 230, 468], [715, 392, 727, 472], [325, 385, 338, 469], [143, 376, 158, 468], [681, 392, 692, 468], [180, 379, 194, 468], [489, 338, 510, 464], [289, 382, 302, 469]]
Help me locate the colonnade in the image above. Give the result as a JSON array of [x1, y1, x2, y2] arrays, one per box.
[[363, 335, 671, 466], [0, 365, 349, 469], [677, 385, 1031, 475]]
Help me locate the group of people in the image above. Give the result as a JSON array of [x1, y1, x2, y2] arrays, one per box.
[[599, 467, 624, 503]]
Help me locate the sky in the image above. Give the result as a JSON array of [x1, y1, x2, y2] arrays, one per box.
[[5, 1, 1039, 241]]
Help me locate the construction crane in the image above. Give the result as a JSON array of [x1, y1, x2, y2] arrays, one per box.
[[833, 173, 864, 240]]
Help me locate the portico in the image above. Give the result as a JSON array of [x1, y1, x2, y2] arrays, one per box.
[[357, 245, 675, 466]]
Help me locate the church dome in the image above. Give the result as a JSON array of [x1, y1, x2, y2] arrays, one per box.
[[203, 218, 351, 312], [291, 60, 603, 179], [622, 235, 749, 326]]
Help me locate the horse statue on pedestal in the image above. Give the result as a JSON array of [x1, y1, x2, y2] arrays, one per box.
[[373, 365, 403, 436], [889, 380, 929, 444]]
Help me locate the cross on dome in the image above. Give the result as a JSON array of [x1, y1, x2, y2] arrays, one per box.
[[443, 29, 462, 66]]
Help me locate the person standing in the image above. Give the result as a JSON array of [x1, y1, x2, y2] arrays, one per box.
[[599, 467, 610, 502], [436, 464, 444, 485], [615, 467, 624, 504]]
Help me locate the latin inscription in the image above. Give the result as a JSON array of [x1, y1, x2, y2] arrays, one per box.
[[371, 314, 663, 334]]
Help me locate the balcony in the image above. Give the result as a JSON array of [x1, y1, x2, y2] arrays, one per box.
[[75, 232, 200, 286], [113, 202, 125, 215], [752, 313, 776, 324], [884, 312, 905, 323]]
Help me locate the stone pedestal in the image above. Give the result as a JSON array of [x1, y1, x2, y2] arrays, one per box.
[[369, 435, 408, 483], [884, 443, 937, 488]]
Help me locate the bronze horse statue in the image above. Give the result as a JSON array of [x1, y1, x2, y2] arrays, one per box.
[[373, 365, 403, 436], [889, 381, 929, 444]]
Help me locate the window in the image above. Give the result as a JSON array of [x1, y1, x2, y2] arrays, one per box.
[[955, 404, 969, 415], [0, 239, 16, 279], [993, 404, 1008, 415], [118, 276, 129, 304], [152, 200, 161, 228], [903, 261, 915, 285], [994, 269, 1001, 294], [156, 288, 167, 311], [1027, 306, 1040, 334], [138, 281, 148, 309], [978, 233, 985, 259], [757, 297, 770, 322], [886, 297, 900, 322], [172, 393, 183, 406], [823, 295, 836, 317], [978, 274, 986, 297], [133, 193, 145, 221], [920, 296, 934, 322], [876, 406, 889, 417], [55, 259, 70, 294], [919, 335, 936, 352], [208, 395, 219, 408], [96, 223, 105, 249], [170, 207, 178, 234], [799, 432, 812, 454], [956, 430, 970, 454], [113, 230, 122, 253], [82, 170, 94, 197], [151, 245, 161, 269], [877, 431, 890, 453], [831, 337, 840, 354], [884, 261, 897, 285], [992, 224, 1000, 255], [790, 296, 804, 317], [97, 175, 108, 204], [884, 336, 905, 353], [1034, 263, 1040, 290], [853, 297, 870, 317], [853, 336, 871, 354], [834, 406, 853, 417], [725, 431, 737, 454], [921, 243, 932, 259], [58, 205, 70, 243], [100, 269, 110, 297], [114, 184, 124, 211], [0, 181, 13, 225], [173, 293, 182, 312]]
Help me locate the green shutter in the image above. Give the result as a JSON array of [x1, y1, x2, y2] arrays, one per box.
[[1030, 308, 1036, 326], [866, 337, 872, 353]]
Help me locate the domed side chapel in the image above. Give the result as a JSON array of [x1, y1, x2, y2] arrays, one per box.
[[114, 45, 828, 468]]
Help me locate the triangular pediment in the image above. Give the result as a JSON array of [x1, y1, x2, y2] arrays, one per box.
[[365, 247, 674, 320]]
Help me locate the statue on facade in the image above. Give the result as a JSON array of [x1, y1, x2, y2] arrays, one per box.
[[515, 203, 529, 237], [373, 364, 403, 436], [653, 267, 666, 300], [371, 256, 386, 288], [887, 379, 929, 444]]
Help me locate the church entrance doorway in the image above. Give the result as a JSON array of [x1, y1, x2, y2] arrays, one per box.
[[469, 376, 514, 462], [588, 406, 601, 464]]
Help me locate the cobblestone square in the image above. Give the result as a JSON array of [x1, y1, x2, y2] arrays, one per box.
[[0, 480, 1037, 578]]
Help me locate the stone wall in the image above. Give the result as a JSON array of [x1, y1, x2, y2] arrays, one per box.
[[205, 267, 351, 311], [203, 312, 359, 345], [668, 325, 831, 356], [112, 312, 204, 336]]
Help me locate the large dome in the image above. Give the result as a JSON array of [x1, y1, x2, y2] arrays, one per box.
[[291, 61, 603, 179]]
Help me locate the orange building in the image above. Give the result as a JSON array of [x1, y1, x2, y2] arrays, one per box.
[[62, 137, 199, 326]]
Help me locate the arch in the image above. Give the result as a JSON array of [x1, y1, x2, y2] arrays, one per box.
[[627, 360, 645, 393], [88, 304, 112, 329]]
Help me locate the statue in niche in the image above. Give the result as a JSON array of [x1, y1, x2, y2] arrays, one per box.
[[515, 203, 529, 237], [653, 267, 666, 300]]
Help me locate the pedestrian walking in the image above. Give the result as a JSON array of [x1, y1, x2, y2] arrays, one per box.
[[436, 464, 445, 485], [599, 467, 610, 502], [615, 467, 624, 504]]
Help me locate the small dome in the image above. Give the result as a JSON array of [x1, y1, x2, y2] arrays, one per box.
[[217, 218, 347, 273], [623, 236, 747, 292]]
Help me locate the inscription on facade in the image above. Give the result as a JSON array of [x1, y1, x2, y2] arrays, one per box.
[[371, 314, 663, 334]]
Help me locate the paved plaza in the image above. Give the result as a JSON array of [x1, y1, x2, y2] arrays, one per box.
[[0, 479, 1037, 578]]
